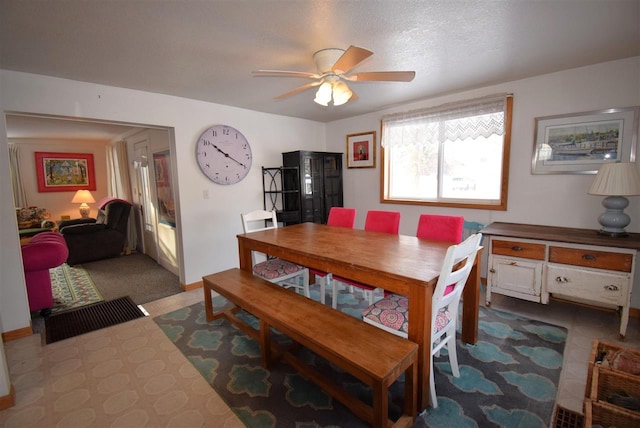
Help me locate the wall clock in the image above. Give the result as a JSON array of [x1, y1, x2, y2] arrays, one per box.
[[196, 124, 252, 185]]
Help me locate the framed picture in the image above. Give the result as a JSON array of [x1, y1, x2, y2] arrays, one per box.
[[153, 150, 176, 227], [532, 107, 639, 174], [35, 152, 96, 192], [346, 131, 376, 168]]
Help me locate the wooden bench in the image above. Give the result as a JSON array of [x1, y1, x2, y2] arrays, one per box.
[[203, 268, 418, 428]]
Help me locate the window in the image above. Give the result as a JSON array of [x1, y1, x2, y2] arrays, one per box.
[[381, 94, 512, 210]]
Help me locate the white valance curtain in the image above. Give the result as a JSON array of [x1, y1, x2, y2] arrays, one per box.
[[8, 143, 28, 208], [106, 140, 136, 250], [381, 93, 511, 148]]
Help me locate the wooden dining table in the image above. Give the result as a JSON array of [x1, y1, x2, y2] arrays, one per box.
[[237, 222, 483, 410]]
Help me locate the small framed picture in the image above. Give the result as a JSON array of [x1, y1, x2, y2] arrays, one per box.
[[346, 131, 376, 168], [532, 107, 639, 174]]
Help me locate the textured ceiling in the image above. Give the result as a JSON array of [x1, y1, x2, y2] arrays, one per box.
[[2, 0, 639, 133]]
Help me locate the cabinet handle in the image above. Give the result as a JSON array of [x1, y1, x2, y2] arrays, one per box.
[[511, 246, 523, 251], [604, 284, 619, 292], [582, 254, 596, 261], [555, 276, 568, 283], [489, 268, 495, 273]]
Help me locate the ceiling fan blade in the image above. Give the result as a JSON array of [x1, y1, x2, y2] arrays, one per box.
[[252, 70, 320, 79], [347, 89, 358, 104], [274, 81, 321, 100], [332, 45, 373, 74], [348, 71, 416, 82]]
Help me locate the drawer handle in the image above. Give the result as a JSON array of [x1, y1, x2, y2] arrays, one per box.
[[511, 246, 523, 251], [604, 284, 619, 292], [555, 276, 568, 283], [582, 254, 596, 261]]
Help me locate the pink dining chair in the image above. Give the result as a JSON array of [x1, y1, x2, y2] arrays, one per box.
[[336, 210, 401, 305], [312, 207, 356, 308], [416, 214, 464, 243], [361, 233, 483, 408]]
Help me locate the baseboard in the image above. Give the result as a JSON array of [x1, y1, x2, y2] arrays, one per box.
[[0, 384, 15, 410], [1, 326, 33, 342], [182, 280, 202, 291]]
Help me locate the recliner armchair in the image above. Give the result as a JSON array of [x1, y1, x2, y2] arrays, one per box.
[[59, 198, 132, 265]]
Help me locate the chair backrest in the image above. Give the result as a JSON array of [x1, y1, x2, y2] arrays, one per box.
[[463, 220, 486, 243], [364, 210, 401, 234], [327, 207, 356, 228], [432, 233, 483, 324], [416, 214, 464, 243], [241, 210, 278, 233], [103, 201, 132, 233]]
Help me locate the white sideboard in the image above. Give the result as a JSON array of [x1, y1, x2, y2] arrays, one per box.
[[483, 222, 640, 340]]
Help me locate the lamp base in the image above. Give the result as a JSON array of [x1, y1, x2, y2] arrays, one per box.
[[597, 229, 629, 238], [597, 195, 630, 238], [79, 204, 90, 218]]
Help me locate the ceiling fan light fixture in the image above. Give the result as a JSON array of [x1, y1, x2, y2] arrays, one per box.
[[332, 81, 352, 106], [314, 81, 332, 106]]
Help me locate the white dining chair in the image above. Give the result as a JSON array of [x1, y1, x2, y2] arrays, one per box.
[[241, 210, 310, 297], [361, 233, 483, 408]]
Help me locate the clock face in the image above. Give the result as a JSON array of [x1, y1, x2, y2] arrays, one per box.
[[196, 125, 252, 185]]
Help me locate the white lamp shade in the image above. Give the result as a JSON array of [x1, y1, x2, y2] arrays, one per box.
[[588, 162, 640, 196], [71, 190, 96, 204], [332, 81, 353, 106], [313, 82, 332, 106]]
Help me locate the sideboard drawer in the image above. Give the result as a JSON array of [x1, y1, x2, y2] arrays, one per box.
[[546, 264, 629, 306], [549, 246, 632, 273], [491, 240, 545, 260]]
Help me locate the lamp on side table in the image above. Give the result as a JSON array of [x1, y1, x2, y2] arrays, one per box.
[[71, 190, 96, 218], [588, 162, 640, 237]]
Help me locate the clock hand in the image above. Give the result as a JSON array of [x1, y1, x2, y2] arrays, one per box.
[[212, 144, 248, 168]]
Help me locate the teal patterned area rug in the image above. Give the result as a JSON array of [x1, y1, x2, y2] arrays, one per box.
[[154, 287, 567, 427], [49, 263, 104, 313]]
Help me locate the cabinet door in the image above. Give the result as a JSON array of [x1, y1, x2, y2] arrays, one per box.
[[322, 153, 343, 222], [489, 255, 543, 302], [299, 153, 324, 223]]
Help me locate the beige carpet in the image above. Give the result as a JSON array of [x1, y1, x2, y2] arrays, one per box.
[[81, 252, 181, 304]]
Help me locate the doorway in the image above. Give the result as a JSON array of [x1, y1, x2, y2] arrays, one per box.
[[5, 112, 181, 282]]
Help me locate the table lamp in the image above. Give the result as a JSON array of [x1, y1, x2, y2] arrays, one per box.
[[588, 162, 640, 237], [71, 190, 96, 218]]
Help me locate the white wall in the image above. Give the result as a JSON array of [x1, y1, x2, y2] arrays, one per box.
[[325, 56, 640, 304], [0, 69, 325, 334]]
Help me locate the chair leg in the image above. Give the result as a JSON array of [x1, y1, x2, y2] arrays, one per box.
[[446, 332, 460, 378], [429, 354, 438, 408], [302, 270, 310, 298], [327, 274, 338, 309], [319, 275, 326, 305]]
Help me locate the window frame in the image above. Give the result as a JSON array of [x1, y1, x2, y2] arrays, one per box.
[[380, 95, 512, 211]]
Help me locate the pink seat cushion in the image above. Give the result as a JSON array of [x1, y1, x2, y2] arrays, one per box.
[[253, 258, 305, 280], [362, 294, 452, 335]]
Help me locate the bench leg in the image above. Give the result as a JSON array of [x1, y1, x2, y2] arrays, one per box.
[[404, 361, 418, 418], [204, 284, 214, 322], [372, 382, 388, 428], [260, 319, 271, 368]]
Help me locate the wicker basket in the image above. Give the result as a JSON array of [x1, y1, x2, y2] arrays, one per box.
[[591, 365, 640, 403], [587, 340, 640, 397], [584, 398, 640, 428]]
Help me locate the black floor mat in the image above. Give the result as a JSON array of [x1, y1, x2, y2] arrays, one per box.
[[45, 296, 146, 344]]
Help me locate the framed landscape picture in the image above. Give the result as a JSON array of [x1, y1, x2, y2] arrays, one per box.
[[346, 131, 376, 168], [35, 152, 96, 192], [531, 107, 639, 174]]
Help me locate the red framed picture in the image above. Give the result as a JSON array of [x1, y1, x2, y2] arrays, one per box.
[[35, 152, 96, 192]]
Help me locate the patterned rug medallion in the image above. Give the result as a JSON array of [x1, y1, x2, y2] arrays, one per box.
[[154, 288, 567, 427], [50, 263, 104, 313]]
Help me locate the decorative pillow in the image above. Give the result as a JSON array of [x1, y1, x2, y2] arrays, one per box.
[[362, 294, 452, 335], [253, 258, 305, 280]]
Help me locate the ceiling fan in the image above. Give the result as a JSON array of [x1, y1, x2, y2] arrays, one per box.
[[252, 45, 415, 106]]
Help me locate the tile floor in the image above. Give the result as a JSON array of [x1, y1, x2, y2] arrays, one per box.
[[1, 286, 639, 427]]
